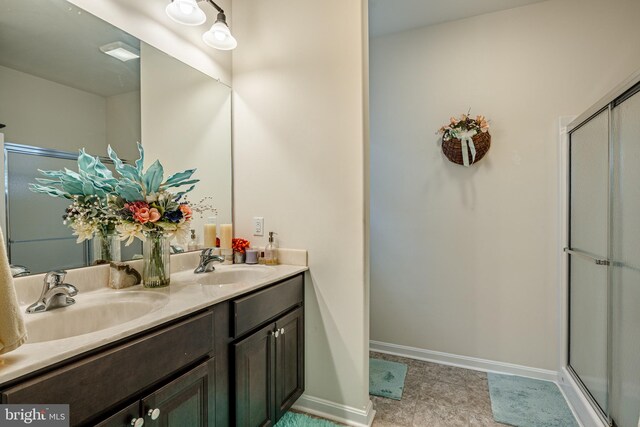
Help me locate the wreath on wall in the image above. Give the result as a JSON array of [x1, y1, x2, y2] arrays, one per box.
[[438, 113, 491, 167]]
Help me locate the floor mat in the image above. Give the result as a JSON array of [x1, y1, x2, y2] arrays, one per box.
[[488, 373, 578, 427], [274, 412, 341, 426], [369, 357, 408, 400]]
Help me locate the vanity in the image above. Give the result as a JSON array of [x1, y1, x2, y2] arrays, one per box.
[[0, 259, 307, 427], [0, 0, 307, 425]]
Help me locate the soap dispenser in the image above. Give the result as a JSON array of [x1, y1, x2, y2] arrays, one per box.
[[264, 232, 278, 265], [188, 229, 199, 251]]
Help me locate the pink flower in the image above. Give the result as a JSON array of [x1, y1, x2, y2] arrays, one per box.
[[149, 208, 161, 223], [450, 117, 459, 125], [134, 207, 150, 224], [179, 204, 192, 221]]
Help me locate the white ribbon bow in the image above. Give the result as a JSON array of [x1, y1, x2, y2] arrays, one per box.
[[456, 129, 477, 167]]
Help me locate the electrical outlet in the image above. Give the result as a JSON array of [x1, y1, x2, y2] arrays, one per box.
[[253, 217, 264, 236]]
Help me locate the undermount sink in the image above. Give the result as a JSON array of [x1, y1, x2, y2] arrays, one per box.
[[24, 291, 169, 344], [172, 265, 276, 286]]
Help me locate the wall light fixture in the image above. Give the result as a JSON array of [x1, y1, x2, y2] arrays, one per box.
[[165, 0, 237, 51]]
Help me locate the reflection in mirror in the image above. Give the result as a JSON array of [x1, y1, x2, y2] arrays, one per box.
[[0, 0, 232, 275]]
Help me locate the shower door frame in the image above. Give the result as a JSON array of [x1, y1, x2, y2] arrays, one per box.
[[560, 69, 640, 427]]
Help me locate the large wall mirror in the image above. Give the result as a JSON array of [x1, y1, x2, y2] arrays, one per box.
[[0, 0, 232, 275]]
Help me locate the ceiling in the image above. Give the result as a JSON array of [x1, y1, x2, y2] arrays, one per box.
[[369, 0, 549, 38], [0, 0, 139, 97]]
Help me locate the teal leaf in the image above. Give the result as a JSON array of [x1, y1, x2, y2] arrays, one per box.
[[28, 183, 68, 198], [82, 181, 97, 196], [59, 175, 85, 195], [135, 142, 145, 174], [115, 179, 144, 201], [162, 179, 200, 190], [37, 169, 66, 178], [163, 169, 196, 186], [108, 145, 140, 181], [34, 178, 59, 185], [143, 160, 164, 194], [77, 149, 96, 174], [174, 184, 196, 199]]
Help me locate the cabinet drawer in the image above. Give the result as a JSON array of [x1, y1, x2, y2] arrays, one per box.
[[94, 402, 140, 427], [232, 274, 303, 338], [2, 310, 213, 426]]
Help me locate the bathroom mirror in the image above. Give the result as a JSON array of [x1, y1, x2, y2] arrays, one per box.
[[0, 0, 232, 275]]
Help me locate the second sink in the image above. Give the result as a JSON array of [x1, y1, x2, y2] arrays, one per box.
[[172, 265, 276, 286]]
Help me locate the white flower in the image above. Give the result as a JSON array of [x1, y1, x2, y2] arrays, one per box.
[[145, 193, 158, 203], [174, 221, 191, 244], [116, 222, 144, 246], [72, 222, 96, 243]]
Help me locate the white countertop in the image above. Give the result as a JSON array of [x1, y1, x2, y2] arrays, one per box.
[[0, 262, 307, 386]]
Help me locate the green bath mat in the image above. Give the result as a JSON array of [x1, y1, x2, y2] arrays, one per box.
[[369, 358, 408, 400], [274, 412, 340, 426], [488, 373, 578, 427]]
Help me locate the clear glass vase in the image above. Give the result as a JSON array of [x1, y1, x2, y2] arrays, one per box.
[[143, 231, 170, 288], [91, 232, 121, 264]]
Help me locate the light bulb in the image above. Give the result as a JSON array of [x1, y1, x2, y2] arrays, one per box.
[[214, 31, 226, 41], [165, 0, 206, 26], [178, 3, 194, 14]]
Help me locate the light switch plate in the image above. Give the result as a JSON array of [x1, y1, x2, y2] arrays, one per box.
[[253, 217, 264, 236]]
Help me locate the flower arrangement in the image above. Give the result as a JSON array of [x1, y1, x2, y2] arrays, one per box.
[[232, 238, 251, 254], [30, 143, 202, 287], [106, 143, 199, 246], [438, 113, 490, 141], [29, 149, 119, 243]]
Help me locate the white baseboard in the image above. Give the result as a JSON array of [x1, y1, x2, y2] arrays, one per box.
[[370, 340, 558, 382], [558, 367, 607, 427], [292, 394, 375, 427]]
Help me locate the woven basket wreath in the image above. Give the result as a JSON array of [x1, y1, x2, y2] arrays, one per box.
[[442, 132, 491, 166], [438, 113, 491, 166]]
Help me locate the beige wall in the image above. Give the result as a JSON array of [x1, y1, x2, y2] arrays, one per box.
[[370, 0, 640, 370], [106, 91, 141, 160], [232, 0, 371, 417], [0, 65, 106, 152], [141, 43, 232, 240], [67, 0, 232, 85]]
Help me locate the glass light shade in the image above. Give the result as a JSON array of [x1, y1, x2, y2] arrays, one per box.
[[202, 21, 237, 50], [165, 0, 207, 26]]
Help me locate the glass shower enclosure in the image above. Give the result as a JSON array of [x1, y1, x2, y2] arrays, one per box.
[[567, 77, 640, 427]]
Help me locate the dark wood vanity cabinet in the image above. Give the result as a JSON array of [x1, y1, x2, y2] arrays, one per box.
[[0, 273, 305, 427], [232, 275, 305, 427], [95, 359, 215, 427]]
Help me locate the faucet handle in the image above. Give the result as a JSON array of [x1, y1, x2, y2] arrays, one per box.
[[44, 270, 67, 288], [200, 248, 214, 258]]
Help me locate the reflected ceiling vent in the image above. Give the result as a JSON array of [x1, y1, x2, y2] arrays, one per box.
[[99, 41, 140, 62]]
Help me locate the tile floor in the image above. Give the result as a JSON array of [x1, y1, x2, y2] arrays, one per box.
[[370, 351, 508, 427]]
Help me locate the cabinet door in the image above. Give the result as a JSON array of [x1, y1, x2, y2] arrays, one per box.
[[94, 402, 141, 427], [275, 307, 304, 420], [234, 322, 276, 427], [142, 359, 215, 427]]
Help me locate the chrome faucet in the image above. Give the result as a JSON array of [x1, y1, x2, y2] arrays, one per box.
[[194, 248, 225, 274], [10, 264, 31, 278], [26, 270, 78, 314]]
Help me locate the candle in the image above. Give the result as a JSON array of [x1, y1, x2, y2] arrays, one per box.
[[220, 224, 233, 249], [203, 217, 217, 248], [203, 224, 217, 248]]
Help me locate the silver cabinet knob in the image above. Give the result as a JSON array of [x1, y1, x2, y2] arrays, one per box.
[[280, 328, 285, 335], [131, 418, 144, 427], [147, 408, 161, 420], [274, 330, 280, 338]]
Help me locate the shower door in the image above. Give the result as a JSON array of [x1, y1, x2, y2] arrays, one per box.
[[610, 88, 640, 427], [568, 82, 640, 427], [568, 108, 611, 423]]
